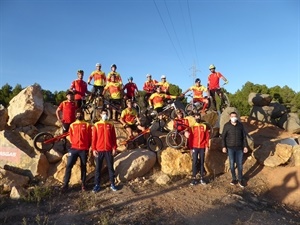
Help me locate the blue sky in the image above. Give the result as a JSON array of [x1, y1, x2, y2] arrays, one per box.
[[0, 0, 299, 95]]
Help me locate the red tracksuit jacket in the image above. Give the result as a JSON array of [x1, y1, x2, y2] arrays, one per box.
[[69, 120, 92, 150], [92, 121, 117, 151]]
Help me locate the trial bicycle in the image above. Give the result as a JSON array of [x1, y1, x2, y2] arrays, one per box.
[[118, 123, 163, 152], [184, 94, 212, 116], [33, 131, 69, 153]]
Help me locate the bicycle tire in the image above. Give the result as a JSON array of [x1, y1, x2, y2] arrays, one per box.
[[33, 132, 55, 152], [170, 108, 186, 119], [185, 103, 199, 116], [133, 102, 141, 115], [147, 135, 163, 152], [166, 130, 185, 149]]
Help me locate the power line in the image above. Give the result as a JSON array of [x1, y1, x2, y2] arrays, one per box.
[[153, 0, 186, 71]]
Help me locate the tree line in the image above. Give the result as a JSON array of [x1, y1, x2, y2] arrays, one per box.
[[1, 82, 299, 118]]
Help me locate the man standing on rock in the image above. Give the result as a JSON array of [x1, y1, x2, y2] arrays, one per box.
[[92, 109, 118, 192], [61, 109, 92, 192], [222, 111, 248, 188]]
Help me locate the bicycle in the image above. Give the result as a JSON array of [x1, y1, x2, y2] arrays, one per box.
[[147, 98, 186, 121], [166, 121, 213, 149], [33, 131, 69, 153], [118, 123, 163, 152], [184, 94, 212, 116]]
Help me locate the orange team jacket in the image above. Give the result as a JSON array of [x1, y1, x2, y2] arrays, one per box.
[[157, 81, 170, 93], [104, 82, 123, 99], [173, 117, 190, 132], [120, 107, 138, 125], [69, 120, 92, 150], [189, 122, 210, 148], [107, 72, 122, 84], [70, 79, 88, 101], [208, 72, 224, 90], [57, 100, 77, 124], [88, 70, 106, 86], [92, 121, 117, 151], [188, 85, 208, 99], [148, 93, 176, 109], [143, 80, 158, 93]]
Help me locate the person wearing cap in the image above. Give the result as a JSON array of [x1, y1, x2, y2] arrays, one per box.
[[70, 70, 90, 108], [143, 74, 158, 107], [157, 75, 170, 94], [188, 113, 210, 185], [119, 99, 145, 138], [107, 64, 123, 85], [87, 63, 106, 97], [148, 85, 177, 113], [102, 73, 123, 121], [207, 64, 228, 110], [123, 76, 139, 102], [181, 78, 210, 114], [56, 91, 78, 151]]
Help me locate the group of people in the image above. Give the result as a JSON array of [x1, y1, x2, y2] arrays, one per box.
[[56, 63, 249, 192]]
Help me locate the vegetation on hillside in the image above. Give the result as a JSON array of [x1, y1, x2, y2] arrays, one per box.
[[1, 82, 299, 117]]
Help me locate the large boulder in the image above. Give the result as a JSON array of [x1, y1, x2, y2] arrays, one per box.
[[0, 130, 49, 179], [219, 107, 240, 135], [0, 168, 30, 192], [114, 149, 157, 182], [7, 85, 44, 127], [158, 147, 192, 175], [253, 141, 293, 167], [248, 93, 272, 106], [277, 113, 300, 133], [37, 102, 60, 127]]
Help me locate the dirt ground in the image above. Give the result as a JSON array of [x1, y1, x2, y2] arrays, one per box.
[[0, 120, 300, 225]]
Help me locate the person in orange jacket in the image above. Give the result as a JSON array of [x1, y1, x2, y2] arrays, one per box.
[[92, 109, 118, 192], [188, 113, 210, 185], [61, 109, 92, 192]]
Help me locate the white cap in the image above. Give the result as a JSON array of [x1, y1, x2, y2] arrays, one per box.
[[161, 75, 166, 79], [146, 74, 151, 77], [95, 63, 101, 67]]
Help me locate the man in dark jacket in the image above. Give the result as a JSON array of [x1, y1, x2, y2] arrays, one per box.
[[222, 111, 248, 188]]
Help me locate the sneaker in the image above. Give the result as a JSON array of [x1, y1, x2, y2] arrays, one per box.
[[199, 179, 207, 185], [110, 184, 118, 191], [230, 180, 238, 185], [190, 179, 198, 186], [238, 180, 245, 188], [92, 184, 101, 193]]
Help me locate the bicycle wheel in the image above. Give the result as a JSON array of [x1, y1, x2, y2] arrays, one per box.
[[170, 108, 186, 119], [185, 103, 199, 116], [33, 132, 55, 152], [147, 135, 163, 152], [166, 130, 184, 149]]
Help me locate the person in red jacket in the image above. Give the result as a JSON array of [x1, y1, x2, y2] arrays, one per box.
[[92, 109, 118, 192], [173, 109, 190, 150], [61, 109, 92, 192], [70, 70, 90, 108], [143, 74, 158, 107], [188, 113, 210, 185]]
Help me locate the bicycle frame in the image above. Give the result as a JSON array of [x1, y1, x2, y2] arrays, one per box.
[[119, 127, 150, 146]]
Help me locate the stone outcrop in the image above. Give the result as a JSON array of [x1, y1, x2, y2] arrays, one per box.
[[114, 149, 157, 182], [7, 84, 44, 127], [248, 93, 300, 133]]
